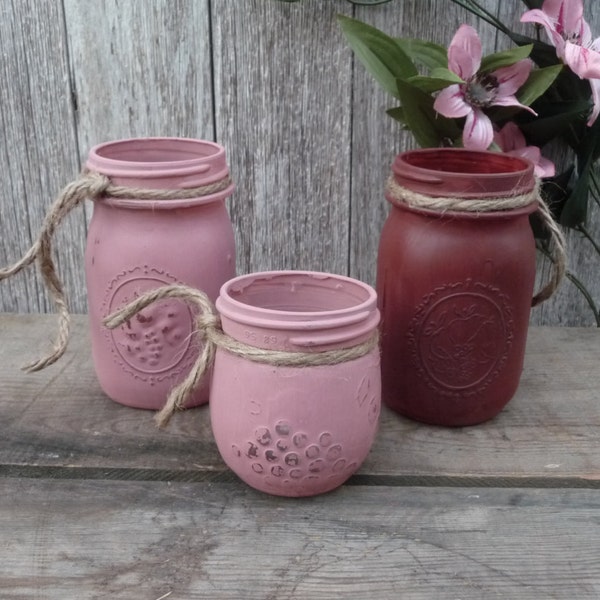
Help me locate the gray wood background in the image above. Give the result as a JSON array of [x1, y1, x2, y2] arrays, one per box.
[[0, 0, 598, 325]]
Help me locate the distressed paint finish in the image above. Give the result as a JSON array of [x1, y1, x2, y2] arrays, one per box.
[[0, 0, 599, 325]]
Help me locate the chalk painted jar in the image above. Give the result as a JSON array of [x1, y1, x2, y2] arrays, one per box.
[[210, 271, 381, 497], [85, 137, 236, 409], [377, 148, 537, 426]]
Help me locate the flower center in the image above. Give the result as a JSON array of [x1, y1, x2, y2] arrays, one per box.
[[463, 73, 499, 108]]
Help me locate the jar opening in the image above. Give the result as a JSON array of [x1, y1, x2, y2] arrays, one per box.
[[93, 137, 221, 166], [225, 272, 372, 314], [402, 148, 529, 175]]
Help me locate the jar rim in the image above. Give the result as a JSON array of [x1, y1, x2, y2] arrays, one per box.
[[216, 270, 379, 331], [392, 148, 535, 200], [88, 137, 225, 177]]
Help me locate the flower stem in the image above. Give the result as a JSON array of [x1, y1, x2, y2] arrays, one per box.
[[576, 223, 600, 257], [448, 0, 510, 35]]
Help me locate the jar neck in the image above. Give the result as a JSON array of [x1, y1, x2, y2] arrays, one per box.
[[216, 271, 380, 352], [86, 137, 235, 209]]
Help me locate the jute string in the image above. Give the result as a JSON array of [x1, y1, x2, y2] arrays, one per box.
[[103, 284, 380, 428], [0, 171, 232, 372], [385, 177, 567, 306]]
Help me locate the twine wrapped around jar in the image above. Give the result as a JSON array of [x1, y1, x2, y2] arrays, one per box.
[[103, 284, 379, 427], [385, 176, 567, 306], [0, 171, 232, 372]]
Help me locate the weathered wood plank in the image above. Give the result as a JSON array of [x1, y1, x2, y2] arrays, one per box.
[[1, 478, 599, 599], [1, 314, 599, 483], [0, 0, 84, 313], [63, 0, 214, 155], [212, 0, 354, 277]]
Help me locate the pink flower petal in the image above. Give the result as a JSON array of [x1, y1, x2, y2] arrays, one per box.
[[548, 0, 585, 40], [537, 155, 556, 178], [491, 95, 537, 116], [433, 85, 472, 118], [463, 109, 493, 150], [495, 122, 526, 152], [521, 9, 565, 54], [448, 25, 482, 80], [563, 42, 600, 79], [494, 60, 532, 96]]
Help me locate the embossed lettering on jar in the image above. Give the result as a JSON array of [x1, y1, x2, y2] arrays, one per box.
[[85, 137, 236, 409]]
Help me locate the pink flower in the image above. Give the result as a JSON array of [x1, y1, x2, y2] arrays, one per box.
[[433, 25, 535, 151], [521, 0, 600, 125], [494, 122, 556, 178]]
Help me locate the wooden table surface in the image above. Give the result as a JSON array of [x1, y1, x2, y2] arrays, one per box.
[[1, 314, 599, 599]]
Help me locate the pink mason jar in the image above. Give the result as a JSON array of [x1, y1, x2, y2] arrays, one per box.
[[210, 271, 381, 497], [85, 137, 236, 409]]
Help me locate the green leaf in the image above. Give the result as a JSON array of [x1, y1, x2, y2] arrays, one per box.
[[560, 164, 590, 226], [386, 106, 405, 123], [396, 79, 461, 147], [517, 65, 563, 106], [519, 100, 590, 145], [394, 38, 448, 70], [480, 44, 533, 72], [337, 15, 418, 98], [406, 68, 463, 93]]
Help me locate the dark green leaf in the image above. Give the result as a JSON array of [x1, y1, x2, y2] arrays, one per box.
[[517, 65, 563, 106], [560, 173, 589, 226], [406, 68, 462, 93], [338, 15, 418, 98], [386, 106, 405, 123], [480, 45, 533, 72], [394, 38, 448, 70], [519, 100, 590, 145]]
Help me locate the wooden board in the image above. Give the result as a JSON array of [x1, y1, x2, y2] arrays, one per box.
[[2, 1, 598, 325], [212, 0, 354, 277], [0, 0, 84, 314], [1, 314, 599, 485], [1, 478, 599, 599]]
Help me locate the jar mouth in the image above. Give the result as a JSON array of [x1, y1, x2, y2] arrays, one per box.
[[392, 148, 535, 199], [217, 271, 379, 330], [401, 148, 531, 175], [87, 137, 228, 179]]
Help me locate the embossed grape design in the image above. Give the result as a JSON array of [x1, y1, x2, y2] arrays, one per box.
[[231, 420, 357, 483], [111, 299, 192, 373]]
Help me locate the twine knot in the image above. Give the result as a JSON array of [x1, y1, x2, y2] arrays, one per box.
[[385, 177, 567, 307], [103, 284, 380, 428], [0, 170, 232, 372]]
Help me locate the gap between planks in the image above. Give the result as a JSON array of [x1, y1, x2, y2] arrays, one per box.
[[1, 464, 599, 489]]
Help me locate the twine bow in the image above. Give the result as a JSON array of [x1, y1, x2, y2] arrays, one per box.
[[385, 177, 567, 307], [0, 171, 232, 372], [103, 284, 380, 427]]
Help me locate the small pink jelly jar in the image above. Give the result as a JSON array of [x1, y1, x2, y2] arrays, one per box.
[[209, 270, 381, 497]]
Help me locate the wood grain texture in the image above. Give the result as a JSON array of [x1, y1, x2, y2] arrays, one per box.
[[0, 0, 84, 313], [1, 0, 600, 325], [212, 0, 354, 277], [1, 478, 600, 599], [1, 314, 599, 484], [63, 0, 214, 155]]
